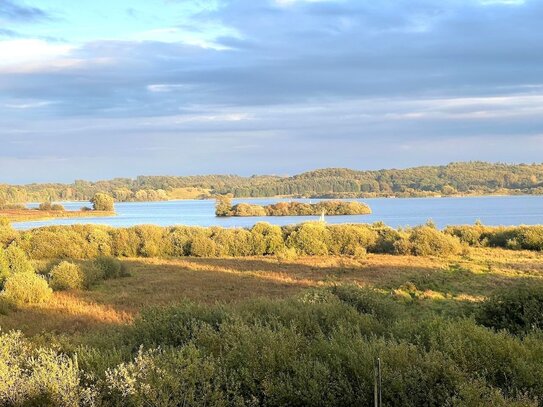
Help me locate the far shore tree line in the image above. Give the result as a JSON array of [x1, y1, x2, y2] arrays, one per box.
[[1, 161, 543, 204]]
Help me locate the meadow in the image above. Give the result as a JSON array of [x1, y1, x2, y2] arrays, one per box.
[[1, 220, 543, 406]]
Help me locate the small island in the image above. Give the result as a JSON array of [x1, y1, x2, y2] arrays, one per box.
[[215, 196, 371, 217], [0, 193, 116, 222]]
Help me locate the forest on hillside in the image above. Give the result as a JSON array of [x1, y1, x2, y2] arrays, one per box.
[[1, 162, 543, 204]]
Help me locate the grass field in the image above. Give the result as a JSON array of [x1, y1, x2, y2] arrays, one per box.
[[3, 247, 542, 340]]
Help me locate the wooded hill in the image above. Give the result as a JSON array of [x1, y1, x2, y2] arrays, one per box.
[[2, 161, 543, 203]]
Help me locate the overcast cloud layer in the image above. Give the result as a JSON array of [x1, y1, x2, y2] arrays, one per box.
[[1, 0, 542, 183]]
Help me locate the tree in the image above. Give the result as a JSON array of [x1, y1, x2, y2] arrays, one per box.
[[91, 193, 115, 212], [215, 195, 233, 217]]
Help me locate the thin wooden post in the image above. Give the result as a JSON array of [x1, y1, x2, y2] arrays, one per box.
[[374, 357, 382, 407]]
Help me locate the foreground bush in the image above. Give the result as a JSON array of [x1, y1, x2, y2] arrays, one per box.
[[477, 284, 543, 335], [2, 272, 52, 305], [0, 331, 93, 406], [1, 286, 542, 406], [49, 261, 84, 291]]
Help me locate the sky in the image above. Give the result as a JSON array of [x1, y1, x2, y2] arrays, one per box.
[[1, 0, 542, 183]]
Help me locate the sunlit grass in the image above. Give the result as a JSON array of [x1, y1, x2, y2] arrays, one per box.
[[2, 247, 543, 338]]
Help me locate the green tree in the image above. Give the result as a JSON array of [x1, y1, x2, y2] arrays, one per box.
[[91, 193, 115, 212]]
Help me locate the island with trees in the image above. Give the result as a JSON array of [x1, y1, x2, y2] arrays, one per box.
[[215, 196, 372, 217], [0, 193, 116, 222]]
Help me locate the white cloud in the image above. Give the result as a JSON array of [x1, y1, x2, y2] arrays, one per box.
[[0, 39, 74, 67], [4, 100, 57, 109], [147, 84, 193, 93]]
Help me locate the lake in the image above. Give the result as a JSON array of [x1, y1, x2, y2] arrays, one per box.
[[12, 195, 543, 230]]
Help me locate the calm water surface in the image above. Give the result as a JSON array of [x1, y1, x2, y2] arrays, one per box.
[[15, 196, 543, 230]]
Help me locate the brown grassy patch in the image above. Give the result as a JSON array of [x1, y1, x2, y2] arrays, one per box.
[[2, 248, 543, 337]]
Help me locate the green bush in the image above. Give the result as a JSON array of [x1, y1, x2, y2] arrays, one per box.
[[373, 226, 410, 254], [328, 224, 377, 255], [49, 261, 84, 291], [0, 247, 8, 287], [250, 222, 285, 255], [5, 245, 34, 274], [0, 217, 17, 247], [81, 262, 105, 288], [477, 284, 543, 335], [408, 226, 463, 256], [0, 331, 93, 406], [2, 272, 52, 305], [211, 227, 252, 257], [286, 222, 330, 255], [105, 347, 224, 407], [94, 256, 122, 279], [189, 235, 217, 257]]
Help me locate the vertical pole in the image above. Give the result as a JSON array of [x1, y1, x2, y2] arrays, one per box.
[[374, 358, 378, 407], [378, 357, 382, 407]]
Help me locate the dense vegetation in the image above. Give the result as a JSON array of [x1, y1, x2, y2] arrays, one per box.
[[0, 218, 543, 262], [2, 278, 543, 405], [2, 162, 543, 203], [215, 196, 371, 217], [2, 219, 543, 405]]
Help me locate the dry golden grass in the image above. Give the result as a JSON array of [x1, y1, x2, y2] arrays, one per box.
[[2, 247, 543, 337]]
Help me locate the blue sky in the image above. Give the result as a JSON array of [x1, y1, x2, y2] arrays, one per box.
[[1, 0, 542, 183]]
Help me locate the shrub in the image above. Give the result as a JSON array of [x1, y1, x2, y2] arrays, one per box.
[[408, 226, 462, 256], [38, 202, 65, 211], [276, 246, 298, 261], [328, 224, 377, 256], [49, 261, 84, 291], [211, 228, 252, 257], [286, 222, 330, 255], [250, 222, 285, 255], [4, 245, 34, 274], [2, 272, 52, 305], [445, 224, 487, 247], [81, 263, 105, 288], [189, 235, 217, 257], [110, 227, 139, 257], [477, 284, 543, 335], [91, 193, 115, 212], [19, 227, 89, 259], [0, 247, 8, 287], [0, 331, 92, 406], [38, 201, 52, 211], [373, 226, 410, 254], [134, 225, 171, 257], [94, 256, 122, 279], [105, 347, 224, 407], [0, 217, 17, 247]]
